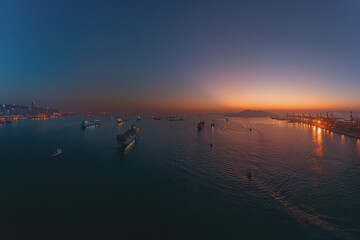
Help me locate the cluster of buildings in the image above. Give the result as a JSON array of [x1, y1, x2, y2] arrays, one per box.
[[272, 111, 360, 139], [0, 101, 61, 120]]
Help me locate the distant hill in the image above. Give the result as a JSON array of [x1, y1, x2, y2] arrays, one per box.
[[225, 110, 276, 118]]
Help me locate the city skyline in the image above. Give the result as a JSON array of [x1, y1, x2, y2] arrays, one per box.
[[1, 0, 360, 112]]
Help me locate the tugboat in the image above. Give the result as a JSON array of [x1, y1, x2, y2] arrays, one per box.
[[211, 120, 215, 127], [116, 125, 140, 148], [117, 118, 127, 124], [81, 120, 100, 128], [152, 116, 161, 120], [197, 121, 205, 130]]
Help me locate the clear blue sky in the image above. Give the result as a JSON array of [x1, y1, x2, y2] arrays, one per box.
[[1, 0, 360, 111]]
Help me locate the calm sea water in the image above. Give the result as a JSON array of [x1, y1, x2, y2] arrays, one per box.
[[0, 116, 360, 240]]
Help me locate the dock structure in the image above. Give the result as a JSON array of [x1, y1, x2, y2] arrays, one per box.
[[272, 112, 360, 139]]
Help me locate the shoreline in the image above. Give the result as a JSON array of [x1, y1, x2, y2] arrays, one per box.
[[273, 118, 360, 140]]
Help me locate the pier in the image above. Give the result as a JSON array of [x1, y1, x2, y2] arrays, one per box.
[[272, 112, 360, 139]]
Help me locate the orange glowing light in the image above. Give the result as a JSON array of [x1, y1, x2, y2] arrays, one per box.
[[317, 120, 321, 124], [341, 135, 345, 144]]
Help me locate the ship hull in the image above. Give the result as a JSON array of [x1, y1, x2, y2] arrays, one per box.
[[117, 133, 139, 148], [81, 123, 99, 128], [81, 120, 100, 128]]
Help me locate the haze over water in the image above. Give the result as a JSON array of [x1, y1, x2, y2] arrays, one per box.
[[1, 116, 359, 239], [2, 0, 360, 111]]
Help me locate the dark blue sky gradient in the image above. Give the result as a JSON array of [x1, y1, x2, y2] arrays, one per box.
[[1, 0, 360, 111]]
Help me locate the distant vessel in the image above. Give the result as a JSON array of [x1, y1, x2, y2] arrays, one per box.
[[52, 148, 63, 157], [287, 120, 298, 123], [247, 172, 252, 180], [117, 118, 127, 124], [116, 125, 140, 148], [197, 121, 205, 130], [85, 114, 91, 117], [81, 120, 100, 128], [152, 116, 161, 120], [169, 117, 183, 121], [211, 121, 215, 127], [136, 116, 141, 121], [226, 118, 229, 122]]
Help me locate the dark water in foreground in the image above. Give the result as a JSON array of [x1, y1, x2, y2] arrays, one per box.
[[0, 116, 360, 240]]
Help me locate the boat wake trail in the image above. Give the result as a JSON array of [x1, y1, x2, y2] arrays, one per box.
[[247, 176, 358, 239]]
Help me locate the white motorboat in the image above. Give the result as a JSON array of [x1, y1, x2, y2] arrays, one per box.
[[52, 148, 63, 157]]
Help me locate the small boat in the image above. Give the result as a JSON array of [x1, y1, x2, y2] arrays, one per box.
[[211, 121, 215, 127], [52, 148, 63, 157], [81, 120, 100, 128], [197, 121, 205, 130], [247, 172, 252, 180], [226, 118, 229, 122], [169, 117, 183, 121], [136, 116, 141, 120], [116, 125, 140, 148], [152, 116, 161, 120], [117, 118, 127, 124]]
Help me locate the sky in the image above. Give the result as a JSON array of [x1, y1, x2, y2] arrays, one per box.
[[1, 0, 360, 112]]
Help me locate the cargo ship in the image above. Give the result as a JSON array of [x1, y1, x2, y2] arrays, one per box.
[[152, 116, 161, 120], [197, 121, 205, 130], [81, 120, 100, 128], [116, 125, 140, 148]]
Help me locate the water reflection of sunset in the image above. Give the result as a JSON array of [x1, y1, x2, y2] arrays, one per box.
[[312, 127, 323, 157], [311, 126, 324, 187]]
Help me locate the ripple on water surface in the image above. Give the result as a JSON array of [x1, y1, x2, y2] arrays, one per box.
[[0, 116, 360, 239]]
